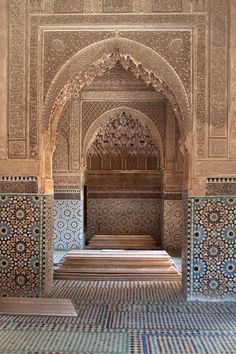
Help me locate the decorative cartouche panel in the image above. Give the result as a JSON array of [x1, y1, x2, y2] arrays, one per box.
[[53, 199, 84, 250], [0, 194, 53, 297], [87, 111, 160, 171], [188, 197, 236, 301], [87, 198, 161, 243]]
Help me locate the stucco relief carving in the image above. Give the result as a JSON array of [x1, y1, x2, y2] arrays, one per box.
[[0, 176, 38, 193], [70, 99, 81, 170], [169, 39, 183, 56], [83, 106, 164, 167], [152, 0, 182, 12], [30, 0, 44, 12], [52, 39, 66, 53], [53, 100, 71, 171], [45, 46, 190, 157], [103, 0, 133, 12], [31, 0, 188, 14], [54, 0, 83, 13], [206, 183, 236, 196], [7, 2, 229, 180], [43, 31, 191, 102], [87, 62, 151, 90], [86, 111, 161, 171], [192, 0, 208, 12], [195, 24, 207, 158], [8, 0, 27, 158], [209, 0, 228, 139], [82, 101, 166, 143], [8, 141, 26, 158]]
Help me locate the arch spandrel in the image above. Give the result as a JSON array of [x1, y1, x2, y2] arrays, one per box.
[[43, 37, 191, 155]]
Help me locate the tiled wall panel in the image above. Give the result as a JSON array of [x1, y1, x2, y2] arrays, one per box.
[[162, 200, 183, 256], [87, 198, 161, 243], [0, 194, 53, 297], [187, 197, 236, 301], [53, 200, 84, 250]]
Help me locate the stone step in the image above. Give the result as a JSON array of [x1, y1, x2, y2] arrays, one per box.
[[56, 267, 178, 274], [87, 245, 158, 250], [60, 260, 173, 267], [91, 234, 154, 238], [54, 272, 181, 281], [66, 250, 168, 257]]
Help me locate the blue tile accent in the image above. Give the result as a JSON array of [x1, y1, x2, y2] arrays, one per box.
[[187, 197, 236, 301], [53, 199, 84, 250]]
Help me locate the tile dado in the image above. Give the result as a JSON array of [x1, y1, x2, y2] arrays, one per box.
[[188, 197, 236, 301], [87, 198, 161, 243], [162, 200, 183, 257], [53, 199, 84, 251], [0, 194, 53, 297]]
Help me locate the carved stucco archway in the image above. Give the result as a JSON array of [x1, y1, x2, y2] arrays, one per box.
[[43, 38, 191, 144], [41, 37, 191, 294], [42, 37, 192, 186], [83, 106, 165, 169]]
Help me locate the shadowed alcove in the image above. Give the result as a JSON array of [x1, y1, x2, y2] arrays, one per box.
[[52, 60, 185, 259]]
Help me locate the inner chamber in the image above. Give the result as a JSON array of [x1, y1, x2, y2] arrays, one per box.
[[52, 62, 184, 264]]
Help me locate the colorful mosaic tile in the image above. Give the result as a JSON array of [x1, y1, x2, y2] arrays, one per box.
[[87, 198, 161, 242], [42, 196, 54, 294], [0, 281, 236, 353], [53, 200, 84, 250], [188, 197, 236, 301], [0, 194, 53, 297], [162, 200, 183, 256]]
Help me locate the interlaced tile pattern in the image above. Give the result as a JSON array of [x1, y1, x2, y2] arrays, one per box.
[[188, 197, 236, 301], [0, 281, 236, 353]]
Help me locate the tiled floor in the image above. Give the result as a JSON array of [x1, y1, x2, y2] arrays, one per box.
[[0, 280, 236, 353]]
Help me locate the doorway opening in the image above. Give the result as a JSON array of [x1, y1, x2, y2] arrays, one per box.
[[51, 59, 185, 281]]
